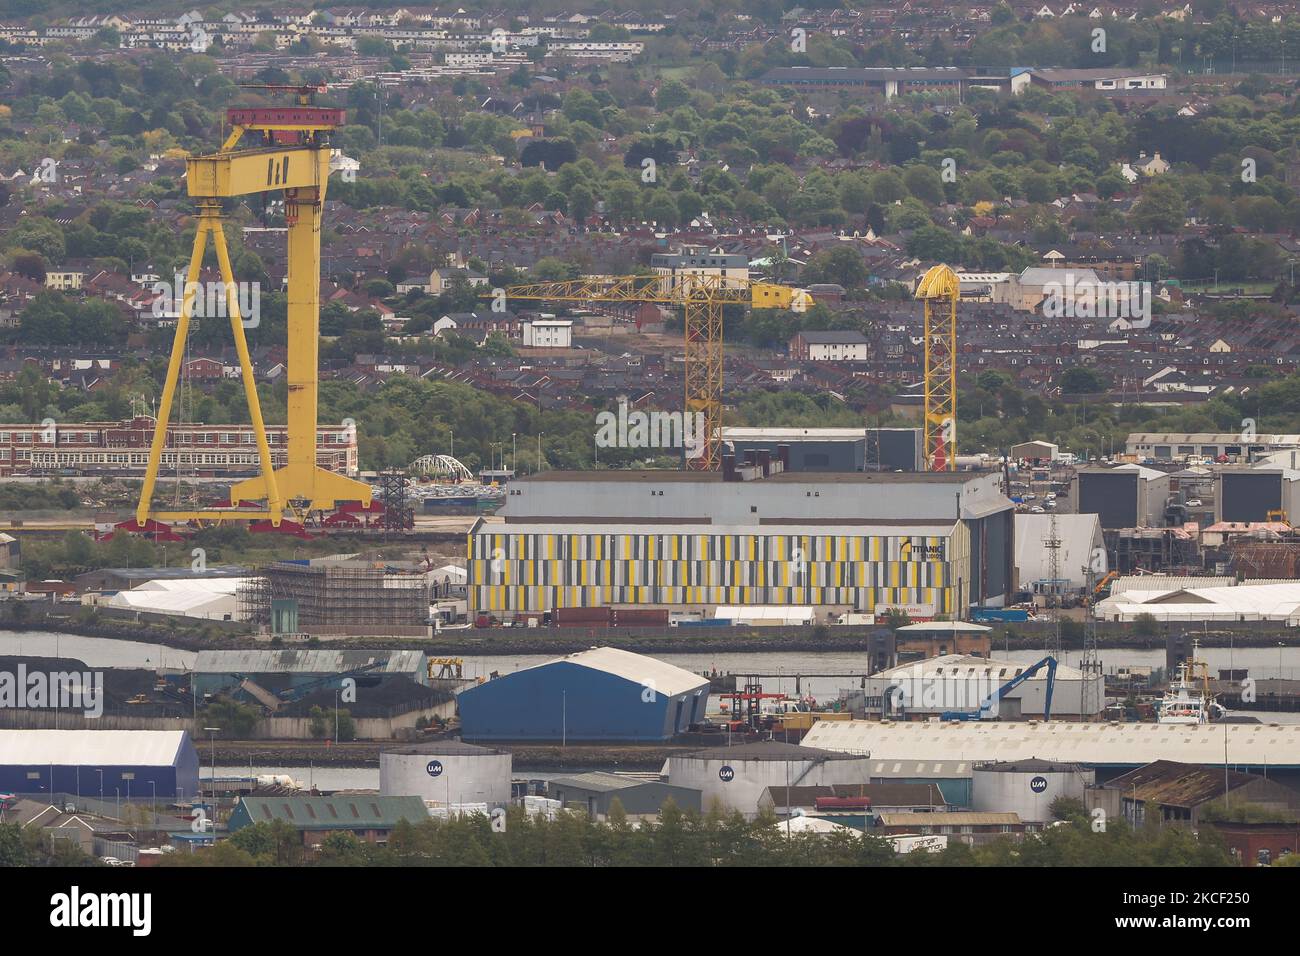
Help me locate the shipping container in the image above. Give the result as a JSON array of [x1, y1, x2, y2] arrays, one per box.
[[553, 606, 613, 626], [611, 608, 670, 627]]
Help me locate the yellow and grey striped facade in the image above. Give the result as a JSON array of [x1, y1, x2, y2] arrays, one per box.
[[468, 522, 971, 615]]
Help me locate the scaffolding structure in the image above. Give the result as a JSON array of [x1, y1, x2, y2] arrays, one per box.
[[379, 471, 414, 531], [237, 562, 428, 632], [1104, 528, 1199, 575]]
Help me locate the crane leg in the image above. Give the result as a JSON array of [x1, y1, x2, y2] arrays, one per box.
[[135, 211, 207, 527], [228, 184, 370, 514], [209, 210, 284, 525], [684, 296, 723, 470]]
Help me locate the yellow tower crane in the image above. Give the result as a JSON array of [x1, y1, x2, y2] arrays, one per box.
[[121, 85, 371, 538], [492, 274, 799, 470], [914, 264, 960, 472]]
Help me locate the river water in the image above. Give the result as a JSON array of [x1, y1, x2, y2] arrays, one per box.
[[4, 632, 1300, 701], [7, 630, 1299, 793]]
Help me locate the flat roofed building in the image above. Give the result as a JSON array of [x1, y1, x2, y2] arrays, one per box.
[[803, 720, 1300, 787], [0, 416, 358, 478], [1127, 432, 1300, 463], [1073, 464, 1169, 529], [1028, 68, 1166, 91], [761, 66, 965, 99], [521, 318, 572, 348], [721, 427, 922, 472], [471, 470, 1013, 616]]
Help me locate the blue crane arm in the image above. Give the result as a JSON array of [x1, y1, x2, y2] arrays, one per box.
[[941, 656, 1059, 721], [979, 656, 1057, 717]]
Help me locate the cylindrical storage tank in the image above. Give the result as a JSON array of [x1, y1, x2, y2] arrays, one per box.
[[970, 760, 1094, 823], [380, 741, 512, 806], [665, 742, 872, 819]]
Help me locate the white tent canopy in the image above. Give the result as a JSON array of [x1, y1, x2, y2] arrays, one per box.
[[1095, 581, 1300, 623]]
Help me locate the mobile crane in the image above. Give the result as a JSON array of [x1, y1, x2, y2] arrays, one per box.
[[941, 655, 1058, 721]]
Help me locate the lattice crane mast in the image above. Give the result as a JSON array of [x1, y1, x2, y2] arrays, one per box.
[[120, 85, 371, 538], [914, 264, 960, 472], [492, 274, 799, 470]]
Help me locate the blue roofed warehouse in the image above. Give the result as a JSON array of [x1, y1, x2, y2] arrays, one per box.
[[457, 647, 710, 742], [0, 730, 201, 800]]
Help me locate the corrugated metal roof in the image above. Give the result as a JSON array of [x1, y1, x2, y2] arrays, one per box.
[[1099, 760, 1258, 807], [193, 650, 426, 675], [548, 771, 643, 792], [761, 783, 948, 806], [0, 730, 188, 766], [878, 811, 1021, 826], [682, 740, 862, 761], [519, 647, 708, 698], [236, 795, 427, 830], [802, 721, 1300, 768]]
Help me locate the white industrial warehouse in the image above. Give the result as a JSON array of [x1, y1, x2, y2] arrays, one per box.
[[801, 720, 1300, 773], [1094, 580, 1300, 623], [864, 653, 1105, 719]]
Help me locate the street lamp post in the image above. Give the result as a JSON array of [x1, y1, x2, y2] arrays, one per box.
[[203, 726, 220, 809]]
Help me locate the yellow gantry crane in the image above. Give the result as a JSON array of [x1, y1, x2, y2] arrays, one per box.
[[123, 85, 371, 537], [493, 274, 799, 470], [914, 264, 960, 472]]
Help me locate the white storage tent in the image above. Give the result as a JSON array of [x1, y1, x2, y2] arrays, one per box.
[[1095, 581, 1300, 624]]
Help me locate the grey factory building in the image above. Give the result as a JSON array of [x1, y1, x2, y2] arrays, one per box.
[[1216, 468, 1300, 523], [721, 427, 924, 472], [1073, 464, 1170, 529], [469, 467, 1015, 619]]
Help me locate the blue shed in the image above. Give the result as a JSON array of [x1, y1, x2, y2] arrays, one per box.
[[458, 647, 711, 742], [0, 730, 201, 800]]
